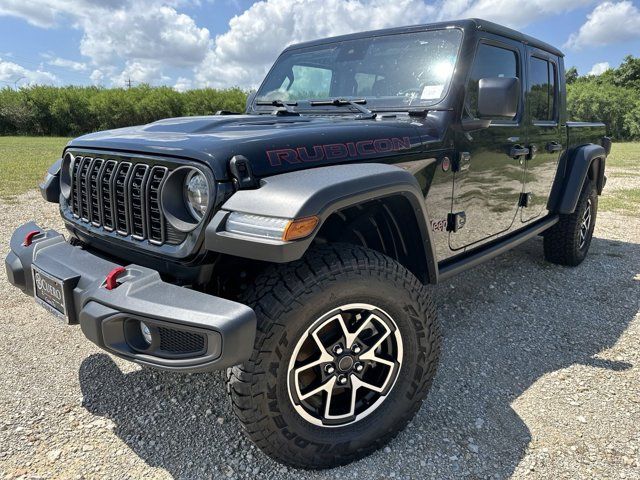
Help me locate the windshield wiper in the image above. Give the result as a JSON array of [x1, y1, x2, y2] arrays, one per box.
[[309, 98, 376, 119], [255, 99, 299, 115]]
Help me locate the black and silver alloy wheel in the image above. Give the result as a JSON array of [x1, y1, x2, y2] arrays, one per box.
[[226, 244, 441, 468], [287, 303, 403, 427], [578, 198, 592, 250]]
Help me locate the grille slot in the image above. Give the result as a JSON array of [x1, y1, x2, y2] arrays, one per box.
[[146, 166, 168, 244], [158, 327, 206, 355], [68, 155, 186, 245], [88, 158, 104, 226]]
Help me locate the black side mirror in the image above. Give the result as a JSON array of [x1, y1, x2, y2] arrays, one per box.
[[245, 91, 257, 112], [478, 77, 520, 119]]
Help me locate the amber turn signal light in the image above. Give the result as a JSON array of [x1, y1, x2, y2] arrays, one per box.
[[282, 216, 319, 241]]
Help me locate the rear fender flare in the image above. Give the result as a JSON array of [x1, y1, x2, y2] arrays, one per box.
[[552, 144, 606, 214]]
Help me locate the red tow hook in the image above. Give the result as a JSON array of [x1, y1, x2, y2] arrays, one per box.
[[105, 266, 127, 290], [22, 230, 41, 247]]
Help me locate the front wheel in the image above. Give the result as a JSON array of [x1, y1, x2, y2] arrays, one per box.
[[226, 244, 440, 468]]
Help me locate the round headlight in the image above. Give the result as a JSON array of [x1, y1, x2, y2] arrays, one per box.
[[184, 170, 209, 220]]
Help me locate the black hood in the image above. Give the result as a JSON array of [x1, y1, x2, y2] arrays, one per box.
[[67, 113, 445, 180]]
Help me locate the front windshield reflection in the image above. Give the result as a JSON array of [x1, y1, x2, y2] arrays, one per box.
[[256, 28, 463, 111]]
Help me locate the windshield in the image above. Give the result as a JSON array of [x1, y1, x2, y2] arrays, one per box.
[[255, 28, 463, 111]]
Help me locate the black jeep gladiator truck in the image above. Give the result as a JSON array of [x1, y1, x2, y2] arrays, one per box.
[[6, 19, 609, 468]]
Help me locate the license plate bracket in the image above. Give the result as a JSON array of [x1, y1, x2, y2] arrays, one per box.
[[32, 265, 74, 323]]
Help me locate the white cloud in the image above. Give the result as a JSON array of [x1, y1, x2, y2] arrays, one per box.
[[111, 60, 170, 86], [0, 0, 211, 86], [43, 55, 88, 72], [588, 61, 611, 76], [78, 4, 211, 68], [0, 57, 58, 86], [565, 1, 640, 49], [174, 76, 193, 92], [90, 69, 106, 85], [0, 0, 62, 28], [455, 0, 595, 28]]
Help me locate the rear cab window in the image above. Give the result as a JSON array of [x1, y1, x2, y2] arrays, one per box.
[[528, 56, 558, 122]]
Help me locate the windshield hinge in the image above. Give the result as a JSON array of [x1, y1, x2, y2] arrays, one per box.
[[229, 155, 259, 189]]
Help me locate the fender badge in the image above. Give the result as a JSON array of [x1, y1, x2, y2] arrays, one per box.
[[441, 156, 451, 172]]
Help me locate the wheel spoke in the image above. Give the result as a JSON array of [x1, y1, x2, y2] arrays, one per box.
[[351, 375, 386, 394], [299, 376, 336, 401], [311, 327, 335, 358], [294, 356, 330, 379], [351, 313, 376, 343], [360, 321, 391, 357]]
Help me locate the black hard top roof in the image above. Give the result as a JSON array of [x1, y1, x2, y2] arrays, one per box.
[[286, 18, 564, 58]]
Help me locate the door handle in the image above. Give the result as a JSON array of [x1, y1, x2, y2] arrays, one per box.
[[546, 142, 562, 153], [509, 146, 530, 159]]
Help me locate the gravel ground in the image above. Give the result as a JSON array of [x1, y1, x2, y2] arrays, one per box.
[[0, 191, 638, 480]]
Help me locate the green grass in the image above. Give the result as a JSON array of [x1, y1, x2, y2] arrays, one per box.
[[606, 142, 639, 169], [599, 142, 640, 215], [599, 188, 640, 214], [0, 136, 70, 200]]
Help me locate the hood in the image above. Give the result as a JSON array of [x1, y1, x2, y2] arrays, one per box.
[[67, 114, 444, 181]]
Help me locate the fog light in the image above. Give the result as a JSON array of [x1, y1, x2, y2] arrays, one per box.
[[140, 321, 152, 345]]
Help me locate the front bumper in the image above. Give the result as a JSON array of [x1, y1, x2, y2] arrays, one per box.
[[5, 222, 256, 373]]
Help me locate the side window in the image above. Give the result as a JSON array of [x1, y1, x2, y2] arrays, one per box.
[[529, 57, 557, 121], [466, 43, 519, 119], [286, 65, 332, 100], [354, 72, 381, 96]]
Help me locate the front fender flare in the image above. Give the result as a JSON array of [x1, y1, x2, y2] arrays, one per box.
[[205, 162, 438, 283]]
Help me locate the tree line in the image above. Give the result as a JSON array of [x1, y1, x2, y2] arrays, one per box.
[[0, 85, 247, 136], [566, 55, 640, 140], [1, 56, 639, 139]]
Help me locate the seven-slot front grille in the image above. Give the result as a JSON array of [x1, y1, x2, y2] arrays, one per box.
[[69, 155, 177, 245]]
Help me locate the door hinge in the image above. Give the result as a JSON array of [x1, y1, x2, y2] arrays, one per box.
[[519, 192, 532, 207], [447, 211, 467, 232]]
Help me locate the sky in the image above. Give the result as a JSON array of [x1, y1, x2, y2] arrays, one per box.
[[0, 0, 639, 91]]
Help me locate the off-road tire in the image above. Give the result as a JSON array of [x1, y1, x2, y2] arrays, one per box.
[[544, 180, 597, 266], [226, 244, 440, 469]]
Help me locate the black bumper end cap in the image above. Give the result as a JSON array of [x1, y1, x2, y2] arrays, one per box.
[[5, 251, 26, 291]]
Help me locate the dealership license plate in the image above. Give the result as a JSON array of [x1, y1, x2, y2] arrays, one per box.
[[32, 266, 68, 320]]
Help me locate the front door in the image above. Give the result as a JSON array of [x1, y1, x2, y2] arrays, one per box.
[[521, 50, 562, 222], [450, 40, 526, 250]]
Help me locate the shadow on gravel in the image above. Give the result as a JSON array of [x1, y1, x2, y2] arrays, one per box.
[[79, 235, 639, 479]]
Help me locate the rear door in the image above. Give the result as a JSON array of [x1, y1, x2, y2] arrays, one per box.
[[450, 39, 526, 250], [521, 50, 562, 222]]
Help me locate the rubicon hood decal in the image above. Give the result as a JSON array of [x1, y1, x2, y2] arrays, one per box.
[[266, 137, 412, 166]]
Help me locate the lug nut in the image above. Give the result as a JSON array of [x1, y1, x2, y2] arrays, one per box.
[[324, 364, 335, 374], [338, 375, 348, 385], [352, 344, 362, 354], [354, 362, 364, 373], [333, 345, 344, 355]]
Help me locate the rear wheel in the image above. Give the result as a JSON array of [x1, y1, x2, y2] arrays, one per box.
[[226, 244, 440, 468], [544, 180, 597, 266]]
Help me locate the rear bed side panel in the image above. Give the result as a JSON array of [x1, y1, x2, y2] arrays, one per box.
[[547, 123, 607, 214]]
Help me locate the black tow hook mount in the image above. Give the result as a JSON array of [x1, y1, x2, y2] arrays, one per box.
[[229, 155, 259, 189]]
